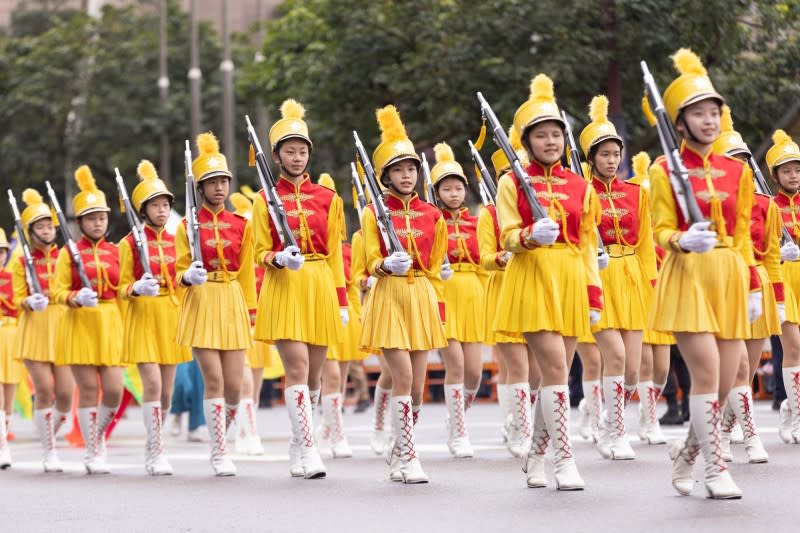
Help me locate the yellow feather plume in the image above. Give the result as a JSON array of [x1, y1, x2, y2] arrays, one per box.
[[529, 74, 555, 104], [74, 165, 98, 192], [720, 105, 734, 133], [509, 125, 522, 151], [772, 129, 793, 145], [641, 95, 657, 127], [137, 160, 159, 182], [240, 185, 256, 200], [672, 48, 707, 76], [22, 188, 44, 207], [376, 105, 408, 144], [229, 192, 252, 213], [318, 172, 336, 191], [196, 132, 220, 156], [433, 142, 455, 164], [632, 152, 651, 179], [280, 99, 306, 120], [589, 95, 609, 123]]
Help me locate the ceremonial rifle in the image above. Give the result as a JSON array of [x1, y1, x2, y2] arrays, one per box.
[[184, 141, 203, 262], [45, 180, 91, 289], [748, 157, 793, 244], [419, 152, 452, 270], [351, 162, 367, 219], [115, 168, 151, 276], [7, 190, 43, 295], [467, 139, 496, 206]]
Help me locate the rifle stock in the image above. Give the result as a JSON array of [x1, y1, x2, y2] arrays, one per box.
[[115, 168, 152, 276], [7, 190, 43, 295]]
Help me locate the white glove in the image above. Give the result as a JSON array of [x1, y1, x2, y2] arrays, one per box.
[[678, 221, 717, 253], [589, 310, 602, 325], [777, 302, 786, 324], [498, 251, 512, 266], [25, 293, 49, 312], [748, 291, 763, 323], [780, 241, 800, 262], [383, 251, 412, 275], [274, 245, 305, 271], [528, 217, 560, 246], [74, 287, 98, 308], [597, 250, 609, 270], [132, 273, 160, 297], [440, 262, 454, 281], [183, 261, 208, 286], [366, 276, 377, 289], [340, 307, 349, 326]]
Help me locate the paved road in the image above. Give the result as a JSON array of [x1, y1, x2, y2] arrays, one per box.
[[0, 401, 795, 532]]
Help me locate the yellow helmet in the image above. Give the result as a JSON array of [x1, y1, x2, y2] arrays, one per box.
[[20, 188, 52, 227], [0, 228, 8, 248], [431, 142, 467, 187], [269, 99, 312, 151], [628, 152, 652, 190], [229, 192, 253, 219], [662, 48, 724, 123], [318, 172, 336, 191], [766, 130, 800, 174], [372, 105, 420, 179], [192, 132, 232, 182], [712, 106, 749, 158], [240, 185, 257, 201], [132, 160, 174, 212], [72, 165, 110, 217], [579, 95, 623, 157], [513, 74, 565, 142]]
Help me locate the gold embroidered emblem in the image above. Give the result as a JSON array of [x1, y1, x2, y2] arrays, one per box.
[[602, 208, 629, 218], [397, 228, 423, 239], [599, 191, 626, 201], [536, 191, 568, 201], [280, 192, 313, 203], [779, 205, 800, 215], [388, 209, 424, 219], [688, 167, 727, 180], [34, 258, 57, 267], [605, 227, 630, 238], [291, 228, 316, 239], [450, 248, 462, 258], [448, 233, 461, 241], [209, 258, 229, 268], [287, 208, 315, 218], [531, 175, 567, 186], [0, 279, 8, 287], [85, 261, 111, 269], [200, 221, 231, 230], [696, 190, 729, 203], [204, 238, 231, 248]]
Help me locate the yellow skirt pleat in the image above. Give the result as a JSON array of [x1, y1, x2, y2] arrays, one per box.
[[56, 302, 124, 366], [443, 270, 485, 343], [0, 324, 23, 383], [176, 280, 252, 351], [748, 264, 782, 339], [360, 275, 446, 352], [255, 260, 342, 346], [593, 253, 649, 332], [14, 304, 65, 363], [649, 247, 748, 339], [262, 344, 285, 379], [124, 295, 191, 365], [330, 298, 367, 361], [247, 339, 274, 368], [483, 271, 524, 345], [495, 246, 590, 338], [643, 329, 675, 345], [783, 261, 800, 325]]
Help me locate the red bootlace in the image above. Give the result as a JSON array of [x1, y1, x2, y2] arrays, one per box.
[[332, 396, 345, 441], [707, 400, 727, 472], [465, 392, 476, 411], [44, 411, 55, 451], [225, 406, 237, 434], [452, 388, 467, 438], [151, 405, 164, 455], [721, 405, 737, 434], [554, 391, 573, 459], [294, 391, 314, 447], [213, 403, 228, 455], [592, 384, 602, 428], [613, 381, 626, 436], [515, 387, 532, 439], [737, 391, 756, 439], [647, 386, 658, 425], [793, 371, 800, 415], [89, 411, 99, 457], [400, 400, 416, 460], [375, 392, 389, 431]]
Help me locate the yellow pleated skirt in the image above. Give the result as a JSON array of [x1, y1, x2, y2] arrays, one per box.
[[360, 275, 446, 352], [443, 269, 485, 343], [124, 295, 191, 365], [783, 261, 800, 325], [56, 301, 124, 366], [748, 264, 782, 339], [255, 260, 342, 347], [329, 300, 367, 361], [0, 322, 23, 383], [176, 280, 252, 351], [593, 253, 649, 332], [643, 329, 675, 345], [495, 245, 590, 338], [14, 304, 65, 363], [483, 271, 524, 345], [649, 247, 748, 339], [262, 344, 286, 379], [247, 339, 275, 368]]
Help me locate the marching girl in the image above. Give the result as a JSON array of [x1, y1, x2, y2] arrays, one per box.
[[712, 108, 773, 463], [627, 152, 672, 445], [252, 100, 348, 479], [175, 132, 257, 476], [580, 95, 658, 460], [765, 130, 800, 444], [118, 160, 193, 475], [11, 190, 73, 472], [228, 191, 266, 456], [431, 142, 482, 459], [53, 166, 124, 474], [495, 74, 601, 491], [360, 105, 448, 483], [479, 141, 538, 458], [647, 49, 761, 499], [0, 230, 20, 469]]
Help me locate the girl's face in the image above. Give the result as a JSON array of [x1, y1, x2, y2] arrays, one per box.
[[200, 176, 230, 208], [143, 196, 171, 228], [30, 218, 56, 246], [436, 177, 466, 210], [385, 159, 418, 195], [79, 211, 108, 241], [591, 140, 622, 180], [776, 161, 800, 194], [677, 99, 721, 146], [527, 121, 565, 166], [273, 138, 310, 178]]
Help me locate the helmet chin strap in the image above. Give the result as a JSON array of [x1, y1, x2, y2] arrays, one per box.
[[276, 152, 309, 179], [30, 229, 56, 247]]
